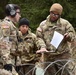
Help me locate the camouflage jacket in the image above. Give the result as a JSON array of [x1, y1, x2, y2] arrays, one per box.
[[0, 17, 19, 65], [17, 29, 45, 64], [36, 15, 75, 59]]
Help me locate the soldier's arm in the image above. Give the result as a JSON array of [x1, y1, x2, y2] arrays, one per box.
[[36, 22, 49, 53], [64, 20, 75, 42]]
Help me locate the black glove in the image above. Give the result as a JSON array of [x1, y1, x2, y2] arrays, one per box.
[[4, 64, 12, 72]]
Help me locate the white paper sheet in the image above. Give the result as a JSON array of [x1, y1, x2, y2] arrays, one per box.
[[50, 31, 64, 49]]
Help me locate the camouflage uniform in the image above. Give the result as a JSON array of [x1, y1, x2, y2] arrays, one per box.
[[0, 69, 12, 75], [36, 15, 75, 75], [69, 36, 76, 75], [70, 35, 76, 59], [0, 17, 19, 75], [16, 29, 46, 75]]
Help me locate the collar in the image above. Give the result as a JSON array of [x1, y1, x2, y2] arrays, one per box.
[[4, 17, 16, 25], [46, 15, 61, 26]]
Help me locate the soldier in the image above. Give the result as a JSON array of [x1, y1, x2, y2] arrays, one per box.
[[15, 18, 47, 75], [0, 4, 21, 75], [36, 3, 76, 75]]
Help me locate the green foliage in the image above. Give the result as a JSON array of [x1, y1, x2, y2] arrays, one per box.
[[0, 0, 76, 32], [0, 0, 9, 18]]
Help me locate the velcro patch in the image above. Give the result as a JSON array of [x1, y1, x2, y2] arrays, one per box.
[[2, 25, 10, 28]]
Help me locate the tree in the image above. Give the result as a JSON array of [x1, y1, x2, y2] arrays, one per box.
[[1, 0, 76, 32]]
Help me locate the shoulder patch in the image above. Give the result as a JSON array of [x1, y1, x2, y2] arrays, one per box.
[[2, 25, 10, 28]]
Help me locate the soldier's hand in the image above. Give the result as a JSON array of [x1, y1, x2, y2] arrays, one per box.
[[36, 48, 48, 53], [4, 64, 12, 72], [64, 33, 69, 40], [63, 33, 71, 41]]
